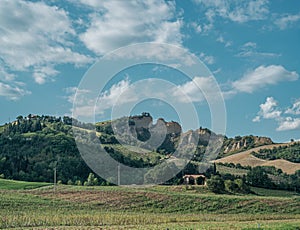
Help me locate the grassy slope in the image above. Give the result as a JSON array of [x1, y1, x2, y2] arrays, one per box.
[[107, 144, 163, 164], [0, 125, 5, 133], [0, 181, 299, 229], [216, 164, 249, 176], [215, 143, 300, 174], [251, 186, 300, 197], [0, 179, 50, 190]]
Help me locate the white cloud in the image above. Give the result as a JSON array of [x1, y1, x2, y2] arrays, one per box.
[[259, 97, 282, 119], [33, 66, 59, 85], [0, 81, 31, 100], [173, 76, 221, 103], [252, 97, 282, 123], [0, 66, 15, 82], [243, 42, 257, 48], [194, 0, 269, 24], [65, 86, 97, 118], [252, 116, 261, 122], [236, 42, 280, 58], [97, 78, 138, 111], [277, 118, 300, 131], [64, 87, 91, 104], [70, 78, 139, 117], [71, 75, 223, 118], [199, 53, 215, 65], [0, 0, 92, 85], [190, 22, 202, 33], [216, 35, 232, 47], [285, 99, 300, 115], [275, 13, 300, 30], [253, 97, 300, 131], [104, 43, 197, 67], [78, 1, 183, 55], [232, 65, 298, 93]]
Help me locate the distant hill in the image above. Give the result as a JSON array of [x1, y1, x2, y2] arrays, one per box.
[[220, 135, 273, 156], [0, 113, 295, 184], [215, 142, 300, 174], [252, 142, 300, 163]]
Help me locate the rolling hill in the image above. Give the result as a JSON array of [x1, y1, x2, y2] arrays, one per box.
[[215, 142, 300, 174], [0, 113, 299, 186]]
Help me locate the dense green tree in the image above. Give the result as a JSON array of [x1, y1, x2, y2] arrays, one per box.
[[207, 175, 225, 193], [246, 166, 273, 188], [196, 176, 205, 185], [224, 180, 236, 192]]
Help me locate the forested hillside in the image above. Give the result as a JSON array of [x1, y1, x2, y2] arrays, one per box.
[[0, 114, 203, 184], [0, 114, 298, 191], [0, 115, 92, 184]]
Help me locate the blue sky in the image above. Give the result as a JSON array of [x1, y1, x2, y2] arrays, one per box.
[[0, 0, 300, 143]]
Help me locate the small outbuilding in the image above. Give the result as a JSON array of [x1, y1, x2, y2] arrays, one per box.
[[183, 174, 206, 186]]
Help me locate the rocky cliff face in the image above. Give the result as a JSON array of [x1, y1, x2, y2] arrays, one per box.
[[130, 114, 181, 135], [123, 113, 274, 155], [130, 112, 153, 129]]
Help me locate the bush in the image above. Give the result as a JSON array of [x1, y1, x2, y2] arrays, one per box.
[[75, 180, 82, 186], [207, 175, 225, 193], [84, 173, 98, 186], [224, 180, 238, 193], [234, 178, 250, 193], [246, 166, 273, 188]]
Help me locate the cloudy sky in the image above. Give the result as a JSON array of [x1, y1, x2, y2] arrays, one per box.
[[1, 0, 300, 142]]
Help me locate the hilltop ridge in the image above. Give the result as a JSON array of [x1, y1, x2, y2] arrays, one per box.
[[0, 113, 298, 184]]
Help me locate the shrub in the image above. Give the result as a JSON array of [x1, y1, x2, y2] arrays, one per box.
[[224, 180, 237, 193], [84, 173, 98, 186], [75, 180, 82, 186], [207, 175, 225, 193], [246, 167, 273, 188]]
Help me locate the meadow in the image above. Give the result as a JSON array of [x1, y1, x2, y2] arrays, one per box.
[[0, 179, 299, 229]]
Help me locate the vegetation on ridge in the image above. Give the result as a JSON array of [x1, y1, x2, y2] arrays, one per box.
[[0, 114, 299, 193]]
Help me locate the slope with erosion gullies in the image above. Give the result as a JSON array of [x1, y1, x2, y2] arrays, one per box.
[[219, 135, 274, 156], [215, 142, 300, 174]]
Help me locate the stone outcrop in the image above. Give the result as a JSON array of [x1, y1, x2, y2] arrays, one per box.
[[129, 113, 181, 135], [223, 135, 273, 154], [129, 112, 153, 129]]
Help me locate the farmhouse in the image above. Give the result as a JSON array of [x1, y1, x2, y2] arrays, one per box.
[[183, 174, 206, 186]]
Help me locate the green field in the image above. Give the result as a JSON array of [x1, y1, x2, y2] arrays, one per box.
[[251, 186, 300, 197], [216, 164, 249, 176], [0, 179, 50, 190], [0, 179, 299, 229]]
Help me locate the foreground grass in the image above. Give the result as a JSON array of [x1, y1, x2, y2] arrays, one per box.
[[2, 214, 300, 230], [0, 182, 299, 229]]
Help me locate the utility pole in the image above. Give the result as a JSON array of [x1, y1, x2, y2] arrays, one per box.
[[117, 163, 120, 186], [54, 166, 57, 192]]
